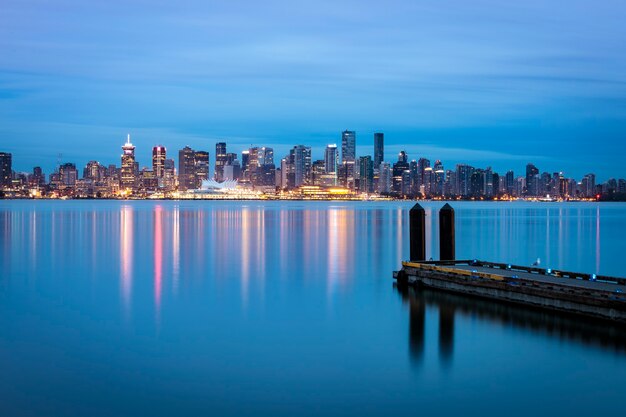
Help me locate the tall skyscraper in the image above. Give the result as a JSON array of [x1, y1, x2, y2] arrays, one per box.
[[374, 133, 384, 168], [214, 142, 227, 182], [525, 163, 539, 196], [324, 144, 338, 174], [341, 130, 356, 188], [59, 162, 78, 188], [358, 156, 374, 193], [178, 146, 196, 191], [152, 146, 166, 179], [194, 151, 210, 188], [120, 135, 136, 191], [290, 145, 311, 187], [0, 152, 13, 188], [378, 162, 391, 193]]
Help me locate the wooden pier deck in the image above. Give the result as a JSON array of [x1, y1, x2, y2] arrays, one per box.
[[394, 260, 626, 322]]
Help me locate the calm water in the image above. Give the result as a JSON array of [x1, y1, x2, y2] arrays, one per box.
[[1, 200, 625, 416]]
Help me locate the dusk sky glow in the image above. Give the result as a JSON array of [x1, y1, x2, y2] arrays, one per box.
[[1, 0, 625, 179]]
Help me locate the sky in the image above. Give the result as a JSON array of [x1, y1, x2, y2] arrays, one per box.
[[1, 0, 625, 180]]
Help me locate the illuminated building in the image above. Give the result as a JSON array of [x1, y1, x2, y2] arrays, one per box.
[[358, 156, 374, 193], [374, 132, 384, 168], [0, 152, 12, 188], [120, 135, 137, 192], [341, 130, 356, 188], [178, 146, 196, 190], [215, 142, 227, 181], [194, 151, 210, 188], [152, 146, 166, 180]]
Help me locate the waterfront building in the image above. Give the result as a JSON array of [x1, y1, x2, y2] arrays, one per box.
[[290, 145, 311, 187], [178, 146, 196, 191], [0, 152, 12, 188], [194, 151, 210, 188], [59, 163, 78, 189], [120, 135, 137, 192], [378, 162, 391, 193], [374, 133, 384, 168], [525, 163, 539, 196], [214, 142, 227, 181], [341, 130, 356, 188], [392, 151, 410, 193], [152, 146, 166, 180], [358, 156, 374, 193]]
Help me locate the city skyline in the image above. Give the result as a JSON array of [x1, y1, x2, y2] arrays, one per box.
[[2, 1, 626, 179]]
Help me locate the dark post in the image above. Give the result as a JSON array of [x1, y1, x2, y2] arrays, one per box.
[[410, 203, 426, 262], [439, 203, 455, 260]]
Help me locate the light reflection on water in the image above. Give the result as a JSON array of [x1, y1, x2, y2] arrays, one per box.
[[0, 200, 625, 417]]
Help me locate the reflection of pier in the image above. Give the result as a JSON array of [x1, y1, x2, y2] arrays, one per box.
[[396, 284, 626, 359], [395, 203, 626, 322]]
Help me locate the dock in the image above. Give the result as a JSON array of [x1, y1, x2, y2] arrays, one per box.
[[394, 203, 626, 322]]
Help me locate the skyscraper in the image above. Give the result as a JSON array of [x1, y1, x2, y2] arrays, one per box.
[[214, 142, 227, 182], [0, 152, 12, 188], [358, 156, 374, 193], [120, 135, 136, 192], [152, 146, 166, 179], [194, 151, 210, 188], [341, 130, 356, 188], [178, 146, 196, 191], [525, 163, 539, 196], [374, 133, 384, 168], [258, 147, 274, 166], [324, 144, 338, 174], [378, 162, 391, 193], [291, 145, 311, 187]]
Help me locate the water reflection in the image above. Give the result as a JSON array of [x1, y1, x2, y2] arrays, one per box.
[[120, 205, 133, 314], [396, 284, 626, 361]]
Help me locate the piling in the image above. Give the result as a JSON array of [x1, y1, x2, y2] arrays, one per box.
[[410, 203, 426, 262], [439, 203, 455, 261]]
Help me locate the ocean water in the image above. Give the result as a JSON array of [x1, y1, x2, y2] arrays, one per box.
[[0, 200, 625, 416]]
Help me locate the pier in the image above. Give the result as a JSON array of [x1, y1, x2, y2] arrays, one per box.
[[394, 203, 626, 322]]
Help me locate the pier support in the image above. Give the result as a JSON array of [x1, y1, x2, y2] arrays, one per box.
[[410, 203, 426, 262], [439, 203, 455, 261]]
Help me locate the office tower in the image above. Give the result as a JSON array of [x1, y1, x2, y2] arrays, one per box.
[[525, 163, 539, 196], [582, 173, 596, 197], [32, 166, 45, 187], [392, 151, 410, 193], [374, 133, 384, 168], [422, 167, 433, 197], [178, 146, 196, 191], [59, 163, 78, 188], [378, 162, 391, 193], [324, 144, 338, 174], [259, 147, 274, 166], [163, 159, 176, 191], [280, 158, 290, 189], [401, 170, 412, 196], [120, 135, 136, 191], [194, 151, 210, 188], [341, 130, 356, 188], [214, 142, 227, 181], [152, 146, 166, 179], [290, 145, 311, 187], [417, 158, 430, 190], [241, 150, 250, 173], [455, 164, 473, 197], [434, 167, 445, 196], [84, 161, 104, 182], [505, 170, 515, 196], [223, 160, 241, 181], [358, 156, 374, 193], [0, 152, 11, 188]]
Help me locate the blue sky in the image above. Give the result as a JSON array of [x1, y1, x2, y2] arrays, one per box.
[[1, 0, 625, 180]]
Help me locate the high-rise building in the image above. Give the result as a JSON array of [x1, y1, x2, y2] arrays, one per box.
[[163, 159, 176, 191], [378, 162, 391, 193], [194, 151, 210, 188], [392, 151, 410, 193], [214, 142, 227, 182], [120, 135, 136, 192], [358, 156, 374, 193], [455, 164, 473, 197], [0, 152, 11, 188], [241, 150, 250, 173], [152, 146, 166, 179], [259, 147, 274, 166], [178, 146, 196, 191], [341, 130, 356, 188], [525, 163, 539, 196], [374, 133, 384, 168], [59, 163, 78, 188], [290, 145, 311, 187]]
